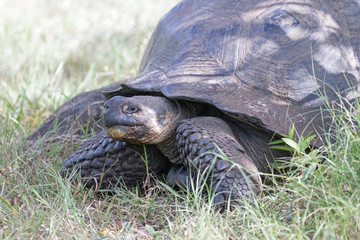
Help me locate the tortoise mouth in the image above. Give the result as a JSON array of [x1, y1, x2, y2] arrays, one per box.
[[105, 124, 140, 140], [104, 122, 139, 128]]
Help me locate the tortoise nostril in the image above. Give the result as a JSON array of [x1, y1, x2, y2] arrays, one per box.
[[104, 102, 110, 113]]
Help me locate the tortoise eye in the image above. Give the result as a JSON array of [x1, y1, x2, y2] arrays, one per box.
[[124, 106, 138, 114]]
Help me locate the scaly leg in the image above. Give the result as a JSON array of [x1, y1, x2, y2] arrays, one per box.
[[174, 117, 261, 204], [60, 131, 169, 189]]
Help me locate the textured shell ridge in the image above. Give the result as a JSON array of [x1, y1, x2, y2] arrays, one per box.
[[106, 0, 359, 139]]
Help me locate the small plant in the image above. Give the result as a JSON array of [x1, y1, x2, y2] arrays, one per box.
[[269, 124, 318, 157], [268, 124, 323, 184]]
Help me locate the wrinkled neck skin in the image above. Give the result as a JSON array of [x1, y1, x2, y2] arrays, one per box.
[[157, 101, 199, 164]]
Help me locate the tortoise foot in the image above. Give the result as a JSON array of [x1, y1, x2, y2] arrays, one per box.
[[61, 131, 169, 189], [176, 117, 262, 205]]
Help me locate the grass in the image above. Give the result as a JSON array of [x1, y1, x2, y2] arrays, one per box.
[[0, 0, 359, 239]]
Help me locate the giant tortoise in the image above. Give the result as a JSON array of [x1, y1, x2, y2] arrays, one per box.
[[33, 0, 360, 204]]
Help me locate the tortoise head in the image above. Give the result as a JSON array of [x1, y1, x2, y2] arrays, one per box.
[[104, 95, 180, 144]]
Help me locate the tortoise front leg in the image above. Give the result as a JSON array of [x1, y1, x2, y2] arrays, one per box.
[[174, 117, 261, 205], [60, 131, 169, 189]]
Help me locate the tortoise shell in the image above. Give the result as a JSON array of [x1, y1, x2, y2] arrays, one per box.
[[106, 0, 360, 142]]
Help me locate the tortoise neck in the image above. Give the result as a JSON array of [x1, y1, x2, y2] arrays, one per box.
[[157, 132, 182, 164], [156, 101, 199, 163]]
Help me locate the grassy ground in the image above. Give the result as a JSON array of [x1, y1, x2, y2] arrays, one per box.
[[0, 0, 359, 239]]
